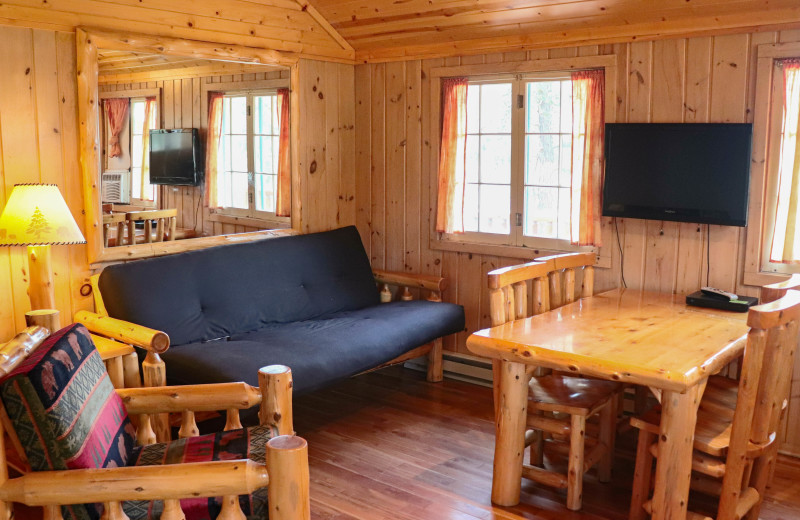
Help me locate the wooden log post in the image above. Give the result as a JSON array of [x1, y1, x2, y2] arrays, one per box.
[[142, 352, 170, 442], [27, 245, 56, 311], [101, 501, 129, 520], [259, 365, 293, 436], [566, 414, 586, 511], [0, 326, 50, 378], [105, 356, 125, 389], [135, 414, 157, 446], [217, 496, 246, 520], [25, 309, 61, 333], [161, 499, 185, 520], [122, 352, 142, 390], [0, 407, 9, 520], [630, 430, 656, 520], [427, 337, 443, 383], [178, 410, 199, 439], [491, 360, 529, 506], [225, 408, 243, 431], [400, 287, 413, 301], [266, 436, 310, 520]]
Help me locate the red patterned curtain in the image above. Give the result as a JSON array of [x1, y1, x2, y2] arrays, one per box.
[[204, 92, 225, 209], [276, 88, 291, 217], [104, 98, 129, 158], [435, 77, 469, 234], [570, 69, 605, 246]]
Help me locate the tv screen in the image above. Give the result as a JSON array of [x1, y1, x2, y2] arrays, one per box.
[[602, 123, 753, 227], [149, 129, 202, 186]]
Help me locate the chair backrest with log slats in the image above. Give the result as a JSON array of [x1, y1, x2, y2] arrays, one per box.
[[533, 252, 595, 313], [126, 208, 177, 244], [102, 213, 127, 247], [714, 290, 800, 520]]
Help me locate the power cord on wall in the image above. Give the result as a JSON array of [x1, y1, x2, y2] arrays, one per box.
[[614, 217, 627, 288]]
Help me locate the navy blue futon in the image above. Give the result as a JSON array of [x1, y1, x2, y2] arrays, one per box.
[[97, 226, 465, 394]]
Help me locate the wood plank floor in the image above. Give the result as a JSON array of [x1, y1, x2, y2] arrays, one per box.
[[294, 367, 800, 520]]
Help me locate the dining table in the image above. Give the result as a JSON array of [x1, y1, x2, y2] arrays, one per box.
[[466, 288, 751, 520]]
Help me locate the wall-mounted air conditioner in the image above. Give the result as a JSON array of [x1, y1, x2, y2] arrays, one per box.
[[102, 170, 131, 204]]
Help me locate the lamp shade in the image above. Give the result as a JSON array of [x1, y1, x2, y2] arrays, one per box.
[[0, 184, 86, 246]]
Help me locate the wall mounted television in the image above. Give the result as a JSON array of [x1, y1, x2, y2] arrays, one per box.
[[149, 128, 203, 186], [602, 123, 753, 227]]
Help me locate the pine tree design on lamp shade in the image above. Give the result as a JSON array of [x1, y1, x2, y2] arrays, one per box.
[[0, 184, 86, 329]]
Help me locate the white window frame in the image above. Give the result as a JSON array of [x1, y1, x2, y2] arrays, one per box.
[[743, 42, 800, 286], [129, 97, 158, 206], [203, 79, 290, 228], [428, 56, 617, 265]]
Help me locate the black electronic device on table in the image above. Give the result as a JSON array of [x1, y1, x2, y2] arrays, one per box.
[[686, 286, 758, 312]]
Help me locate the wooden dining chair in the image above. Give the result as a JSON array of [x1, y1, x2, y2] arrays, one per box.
[[488, 252, 623, 511], [629, 286, 800, 520], [126, 208, 177, 244], [102, 212, 128, 247]]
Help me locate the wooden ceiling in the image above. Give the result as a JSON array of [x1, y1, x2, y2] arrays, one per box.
[[308, 0, 800, 61], [97, 50, 286, 84]]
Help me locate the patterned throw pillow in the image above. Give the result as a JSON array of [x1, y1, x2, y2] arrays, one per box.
[[0, 323, 136, 520]]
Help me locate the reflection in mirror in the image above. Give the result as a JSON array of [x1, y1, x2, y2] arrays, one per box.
[[97, 50, 291, 250]]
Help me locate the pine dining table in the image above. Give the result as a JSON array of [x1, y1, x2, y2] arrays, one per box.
[[466, 288, 751, 520]]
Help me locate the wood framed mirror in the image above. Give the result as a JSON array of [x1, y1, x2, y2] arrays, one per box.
[[77, 28, 300, 266]]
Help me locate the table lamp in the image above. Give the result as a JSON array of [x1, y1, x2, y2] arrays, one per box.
[[0, 184, 86, 329]]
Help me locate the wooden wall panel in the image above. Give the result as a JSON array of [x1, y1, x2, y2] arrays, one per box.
[[0, 26, 93, 338], [354, 31, 800, 456]]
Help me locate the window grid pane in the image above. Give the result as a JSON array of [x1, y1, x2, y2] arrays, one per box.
[[464, 82, 512, 235], [524, 79, 572, 240], [253, 94, 280, 213], [220, 95, 249, 209]]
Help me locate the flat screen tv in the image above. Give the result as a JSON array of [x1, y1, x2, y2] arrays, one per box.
[[149, 128, 202, 186], [602, 123, 753, 227]]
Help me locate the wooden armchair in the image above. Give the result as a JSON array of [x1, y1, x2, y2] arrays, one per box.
[[371, 269, 447, 382], [487, 252, 622, 511], [126, 209, 178, 244], [629, 285, 800, 520], [0, 324, 309, 520]]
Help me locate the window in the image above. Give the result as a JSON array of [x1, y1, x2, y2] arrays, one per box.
[[446, 72, 595, 250], [217, 91, 282, 218], [129, 98, 157, 203], [751, 53, 800, 278]]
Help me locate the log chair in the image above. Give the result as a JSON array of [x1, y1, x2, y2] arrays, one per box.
[[629, 284, 800, 520], [487, 252, 623, 511], [103, 213, 129, 247], [126, 209, 178, 244], [0, 325, 310, 520]]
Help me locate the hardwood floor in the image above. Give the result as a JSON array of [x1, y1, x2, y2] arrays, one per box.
[[294, 367, 800, 520]]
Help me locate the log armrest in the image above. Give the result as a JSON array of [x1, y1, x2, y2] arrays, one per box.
[[75, 310, 169, 354], [0, 435, 310, 520], [372, 269, 446, 302], [117, 365, 295, 444]]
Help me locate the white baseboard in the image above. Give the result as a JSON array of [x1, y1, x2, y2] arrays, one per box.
[[404, 351, 493, 388]]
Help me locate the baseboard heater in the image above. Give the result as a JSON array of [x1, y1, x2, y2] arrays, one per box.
[[404, 351, 493, 388]]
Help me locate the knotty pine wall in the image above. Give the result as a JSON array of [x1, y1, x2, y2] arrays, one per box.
[[0, 26, 93, 338], [354, 30, 800, 454]]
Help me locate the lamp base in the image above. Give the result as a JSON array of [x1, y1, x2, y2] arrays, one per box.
[[27, 244, 55, 311]]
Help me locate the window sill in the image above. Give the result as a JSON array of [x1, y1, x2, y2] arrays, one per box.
[[743, 270, 794, 288], [209, 212, 290, 229], [430, 234, 610, 269]]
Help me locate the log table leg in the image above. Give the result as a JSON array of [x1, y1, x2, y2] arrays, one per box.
[[650, 380, 707, 520], [491, 360, 529, 506]]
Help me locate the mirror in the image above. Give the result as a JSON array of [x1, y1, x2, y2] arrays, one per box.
[[77, 29, 299, 266]]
